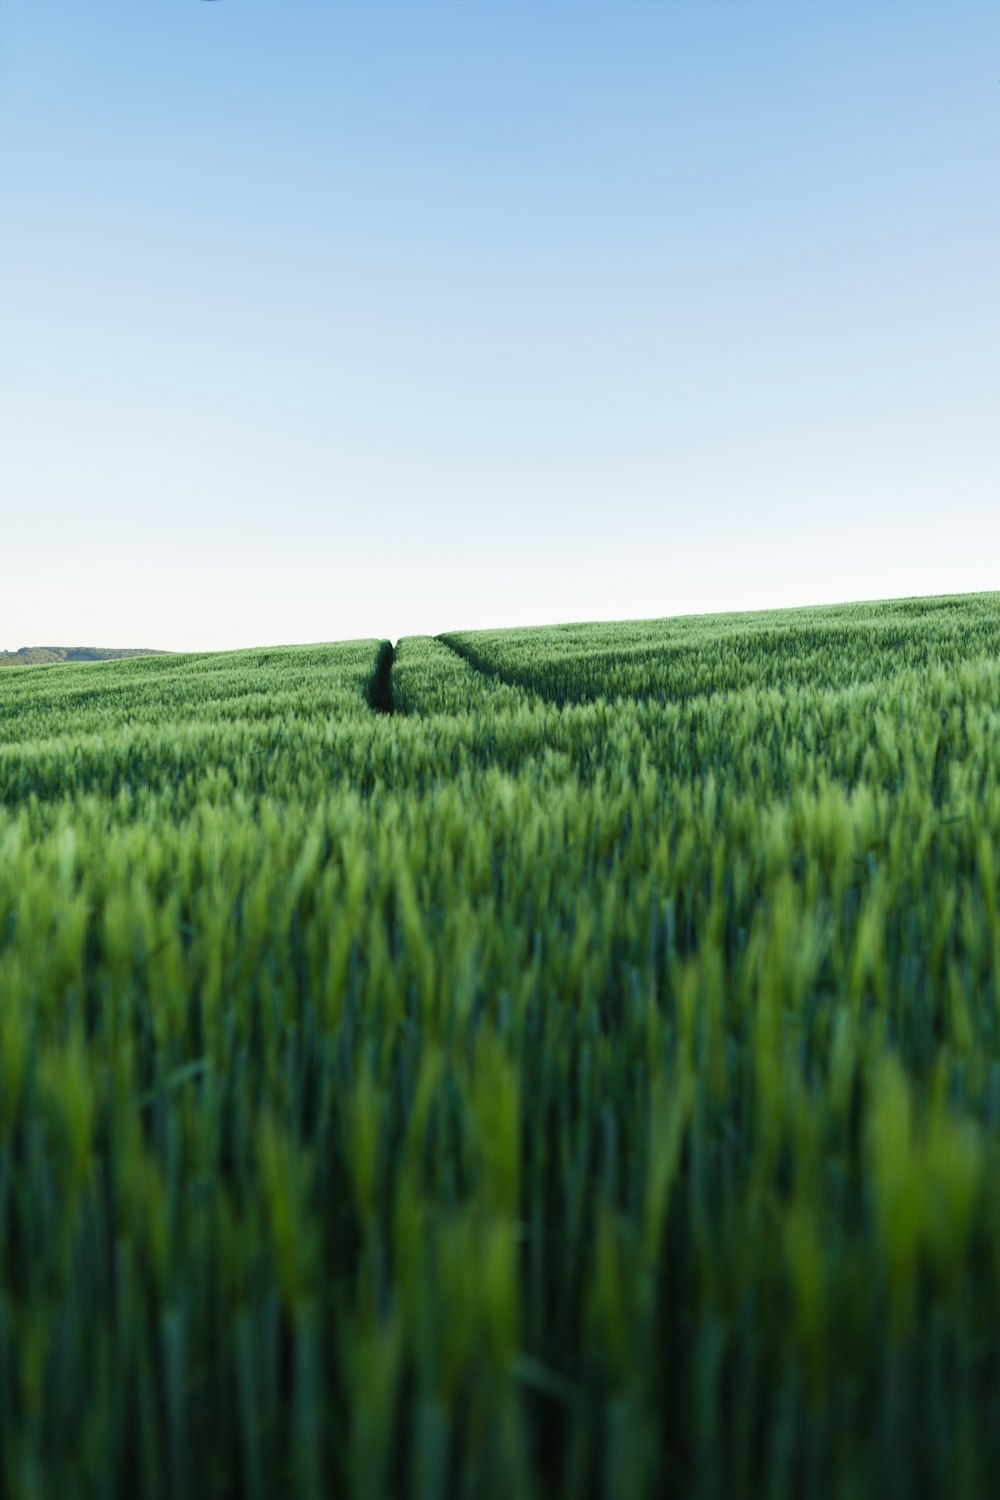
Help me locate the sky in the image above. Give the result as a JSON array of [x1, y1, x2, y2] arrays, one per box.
[[1, 0, 997, 651]]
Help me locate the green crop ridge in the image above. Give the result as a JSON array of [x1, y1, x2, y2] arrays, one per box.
[[0, 595, 999, 1498]]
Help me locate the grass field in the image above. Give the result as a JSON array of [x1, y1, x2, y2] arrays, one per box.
[[1, 593, 999, 1499]]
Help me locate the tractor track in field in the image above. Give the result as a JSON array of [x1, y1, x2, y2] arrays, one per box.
[[367, 635, 557, 716], [434, 633, 503, 680], [435, 633, 550, 699], [366, 640, 396, 715]]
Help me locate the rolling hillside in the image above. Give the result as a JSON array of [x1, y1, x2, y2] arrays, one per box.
[[0, 646, 168, 667]]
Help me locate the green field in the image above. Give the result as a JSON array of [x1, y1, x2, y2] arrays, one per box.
[[1, 593, 999, 1499]]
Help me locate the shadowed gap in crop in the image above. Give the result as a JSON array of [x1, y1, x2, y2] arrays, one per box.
[[436, 633, 543, 694], [367, 640, 396, 715]]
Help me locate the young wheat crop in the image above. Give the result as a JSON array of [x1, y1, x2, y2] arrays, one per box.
[[0, 597, 998, 1498]]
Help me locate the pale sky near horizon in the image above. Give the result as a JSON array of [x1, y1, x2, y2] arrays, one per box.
[[2, 0, 997, 652]]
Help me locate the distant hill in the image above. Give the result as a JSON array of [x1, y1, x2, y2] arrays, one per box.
[[0, 647, 169, 667]]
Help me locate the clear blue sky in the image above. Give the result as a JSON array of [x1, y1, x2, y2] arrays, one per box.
[[2, 0, 996, 650]]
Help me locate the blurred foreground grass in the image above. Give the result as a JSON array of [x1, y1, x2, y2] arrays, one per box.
[[1, 596, 999, 1498]]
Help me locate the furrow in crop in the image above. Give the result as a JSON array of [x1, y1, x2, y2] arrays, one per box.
[[366, 640, 396, 714], [435, 633, 551, 701]]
